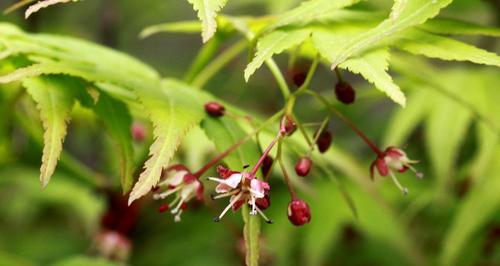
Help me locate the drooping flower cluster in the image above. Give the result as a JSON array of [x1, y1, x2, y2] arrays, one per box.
[[208, 165, 273, 223], [370, 147, 423, 195], [152, 165, 204, 222]]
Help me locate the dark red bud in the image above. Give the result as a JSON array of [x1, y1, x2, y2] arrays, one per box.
[[287, 199, 311, 226], [292, 72, 307, 87], [180, 203, 188, 210], [281, 116, 297, 136], [256, 193, 271, 210], [335, 81, 356, 104], [158, 204, 169, 213], [261, 155, 274, 177], [316, 130, 332, 153], [131, 122, 146, 141], [295, 157, 313, 177], [204, 101, 225, 117]]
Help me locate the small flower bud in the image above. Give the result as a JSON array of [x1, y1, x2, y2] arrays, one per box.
[[295, 157, 313, 177], [261, 155, 274, 177], [281, 115, 297, 136], [204, 101, 225, 117], [292, 71, 307, 87], [287, 199, 311, 226], [288, 61, 310, 87], [131, 122, 146, 142], [158, 204, 169, 213], [335, 81, 356, 104], [94, 230, 131, 262], [256, 193, 271, 210], [316, 130, 332, 153]]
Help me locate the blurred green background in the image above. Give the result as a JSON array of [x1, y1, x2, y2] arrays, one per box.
[[0, 0, 500, 265]]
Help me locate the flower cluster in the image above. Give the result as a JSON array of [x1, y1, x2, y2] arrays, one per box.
[[147, 97, 423, 229]]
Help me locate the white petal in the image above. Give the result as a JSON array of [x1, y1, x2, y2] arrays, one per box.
[[166, 170, 188, 186]]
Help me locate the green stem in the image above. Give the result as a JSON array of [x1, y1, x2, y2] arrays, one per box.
[[265, 59, 290, 100], [334, 67, 344, 82], [307, 115, 330, 156], [184, 35, 225, 83], [293, 54, 320, 97], [192, 39, 248, 88]]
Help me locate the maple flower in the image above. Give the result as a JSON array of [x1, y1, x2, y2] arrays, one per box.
[[152, 165, 204, 222], [370, 147, 423, 195], [208, 166, 273, 223]]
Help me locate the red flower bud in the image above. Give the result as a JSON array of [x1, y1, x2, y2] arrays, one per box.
[[316, 130, 332, 153], [158, 204, 169, 213], [261, 155, 274, 177], [295, 157, 313, 177], [204, 101, 225, 117], [292, 72, 307, 87], [335, 81, 356, 104], [256, 193, 271, 210], [287, 199, 311, 226], [288, 62, 310, 87], [131, 122, 146, 141]]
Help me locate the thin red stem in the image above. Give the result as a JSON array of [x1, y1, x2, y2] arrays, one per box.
[[250, 132, 282, 176], [193, 110, 284, 178], [308, 91, 384, 157], [193, 135, 251, 178]]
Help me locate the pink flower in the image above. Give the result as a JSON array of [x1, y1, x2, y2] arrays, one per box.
[[152, 165, 204, 222], [208, 166, 272, 223], [370, 147, 423, 195]]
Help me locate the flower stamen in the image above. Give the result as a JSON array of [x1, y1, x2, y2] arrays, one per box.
[[214, 193, 243, 222]]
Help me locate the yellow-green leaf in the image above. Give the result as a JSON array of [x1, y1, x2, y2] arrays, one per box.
[[23, 76, 77, 188], [187, 0, 228, 43], [245, 29, 310, 81], [128, 79, 207, 204], [397, 30, 500, 67], [325, 0, 452, 68]]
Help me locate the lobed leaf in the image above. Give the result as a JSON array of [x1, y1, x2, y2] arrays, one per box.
[[421, 17, 500, 37], [313, 30, 406, 106], [245, 29, 310, 81], [323, 0, 452, 68], [339, 48, 406, 106], [265, 0, 361, 32], [23, 76, 78, 188], [128, 80, 207, 204], [397, 30, 500, 67], [187, 0, 228, 43], [25, 0, 79, 19]]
